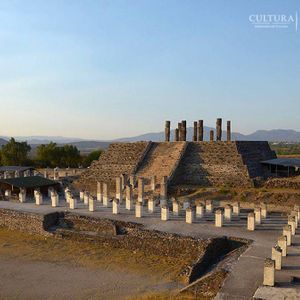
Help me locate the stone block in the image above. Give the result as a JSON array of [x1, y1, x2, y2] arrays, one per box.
[[215, 209, 223, 227], [271, 245, 282, 270], [263, 258, 275, 287], [113, 199, 120, 214], [196, 203, 204, 218], [186, 208, 194, 224], [247, 212, 255, 231], [278, 236, 287, 257], [161, 205, 169, 221], [224, 205, 232, 221], [283, 225, 292, 246], [135, 203, 143, 218], [69, 197, 77, 210], [89, 197, 96, 212], [288, 216, 296, 235], [255, 207, 261, 224], [233, 202, 240, 215], [148, 197, 155, 213]]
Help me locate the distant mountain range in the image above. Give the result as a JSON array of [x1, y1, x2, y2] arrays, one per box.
[[1, 128, 300, 153]]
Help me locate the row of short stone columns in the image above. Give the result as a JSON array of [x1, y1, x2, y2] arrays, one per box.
[[263, 205, 300, 286]]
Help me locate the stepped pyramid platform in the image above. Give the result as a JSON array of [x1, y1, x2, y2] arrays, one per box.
[[76, 141, 276, 192]]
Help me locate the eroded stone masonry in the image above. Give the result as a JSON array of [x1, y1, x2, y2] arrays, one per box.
[[77, 118, 276, 191]]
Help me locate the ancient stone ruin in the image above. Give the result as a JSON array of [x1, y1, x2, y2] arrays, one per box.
[[76, 118, 276, 192]]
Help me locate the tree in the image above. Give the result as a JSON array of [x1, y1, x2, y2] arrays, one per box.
[[82, 150, 103, 167], [35, 143, 81, 168], [1, 138, 31, 166]]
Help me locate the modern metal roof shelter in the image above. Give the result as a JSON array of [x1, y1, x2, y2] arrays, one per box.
[[261, 158, 300, 176], [0, 176, 57, 189], [0, 166, 35, 172]]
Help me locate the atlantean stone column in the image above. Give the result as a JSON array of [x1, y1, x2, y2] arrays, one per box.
[[227, 120, 231, 141], [263, 258, 275, 286], [125, 185, 133, 210], [97, 181, 103, 202], [182, 120, 187, 141], [175, 128, 179, 141], [138, 178, 145, 204], [283, 225, 292, 246], [216, 118, 222, 141], [116, 177, 123, 203], [193, 121, 197, 141], [272, 245, 282, 270], [278, 236, 287, 257], [210, 130, 214, 141], [178, 122, 182, 141], [197, 120, 204, 141], [165, 120, 171, 142]]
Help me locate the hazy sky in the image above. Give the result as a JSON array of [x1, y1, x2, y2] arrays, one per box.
[[0, 0, 299, 140]]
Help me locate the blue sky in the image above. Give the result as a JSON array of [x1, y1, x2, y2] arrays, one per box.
[[0, 0, 299, 139]]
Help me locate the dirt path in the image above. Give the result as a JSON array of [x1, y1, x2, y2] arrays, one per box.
[[0, 255, 180, 299]]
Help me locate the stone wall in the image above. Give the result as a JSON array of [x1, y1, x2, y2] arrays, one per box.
[[170, 142, 254, 187], [76, 142, 151, 192], [263, 177, 300, 189], [0, 208, 59, 236]]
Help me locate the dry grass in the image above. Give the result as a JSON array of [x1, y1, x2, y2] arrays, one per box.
[[0, 226, 188, 282]]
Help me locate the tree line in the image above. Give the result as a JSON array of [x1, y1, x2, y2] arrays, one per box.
[[0, 138, 103, 168]]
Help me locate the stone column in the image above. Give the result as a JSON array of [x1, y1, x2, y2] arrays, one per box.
[[125, 185, 133, 210], [113, 198, 120, 214], [138, 178, 145, 204], [121, 174, 128, 190], [288, 216, 296, 235], [247, 213, 255, 231], [129, 175, 136, 188], [151, 175, 156, 191], [283, 225, 292, 246], [193, 121, 197, 141], [103, 183, 110, 207], [5, 190, 11, 197], [175, 128, 179, 141], [233, 202, 240, 215], [224, 205, 232, 221], [83, 191, 89, 205], [215, 209, 223, 227], [278, 236, 287, 257], [88, 196, 95, 212], [115, 177, 123, 203], [227, 120, 231, 141], [186, 208, 194, 224], [79, 190, 84, 201], [182, 120, 187, 141], [255, 207, 262, 224], [161, 205, 169, 221], [148, 197, 155, 213], [196, 203, 204, 218], [172, 199, 180, 216], [210, 130, 214, 141], [97, 182, 103, 202], [160, 181, 167, 206], [197, 120, 204, 141], [135, 202, 143, 218], [165, 120, 171, 142], [291, 211, 298, 228], [35, 192, 43, 205], [216, 118, 222, 141], [205, 200, 213, 213], [272, 245, 282, 270], [183, 200, 190, 210], [69, 197, 77, 210], [261, 202, 267, 218], [263, 258, 275, 287], [294, 204, 300, 219], [19, 189, 26, 203], [178, 122, 182, 141], [51, 192, 59, 207]]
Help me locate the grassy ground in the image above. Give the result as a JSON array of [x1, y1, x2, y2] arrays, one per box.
[[0, 226, 187, 282]]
